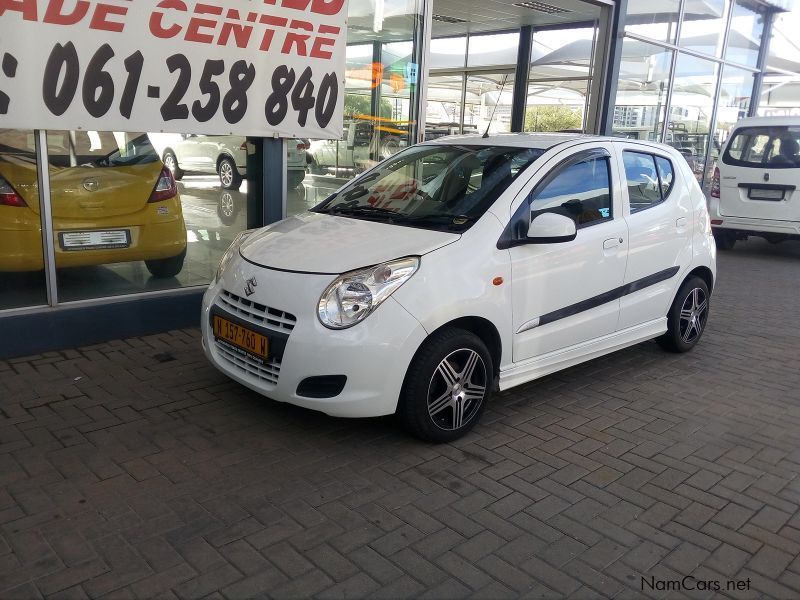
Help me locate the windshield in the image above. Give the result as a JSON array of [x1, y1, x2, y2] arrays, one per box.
[[723, 126, 800, 169], [312, 144, 545, 232]]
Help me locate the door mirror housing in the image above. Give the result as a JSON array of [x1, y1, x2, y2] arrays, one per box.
[[527, 212, 577, 243]]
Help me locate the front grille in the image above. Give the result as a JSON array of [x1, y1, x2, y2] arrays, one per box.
[[219, 289, 297, 333], [214, 341, 281, 385]]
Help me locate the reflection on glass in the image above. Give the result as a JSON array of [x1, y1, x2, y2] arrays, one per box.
[[667, 55, 720, 185], [679, 0, 728, 58], [0, 129, 47, 309], [297, 1, 423, 218], [726, 0, 764, 68], [464, 73, 514, 135], [761, 12, 800, 118], [624, 0, 681, 43], [42, 130, 249, 302], [611, 40, 673, 141], [467, 33, 520, 68]]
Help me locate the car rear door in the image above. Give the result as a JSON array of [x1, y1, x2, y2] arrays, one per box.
[[718, 125, 800, 221], [614, 143, 693, 330]]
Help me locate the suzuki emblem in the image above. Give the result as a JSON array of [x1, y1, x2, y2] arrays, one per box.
[[82, 177, 100, 192], [244, 276, 258, 297]]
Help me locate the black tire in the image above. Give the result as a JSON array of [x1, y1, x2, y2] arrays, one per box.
[[163, 150, 183, 180], [657, 276, 710, 353], [218, 156, 243, 190], [145, 249, 186, 278], [398, 328, 493, 443], [713, 229, 736, 251]]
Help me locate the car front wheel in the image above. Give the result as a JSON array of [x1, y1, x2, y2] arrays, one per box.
[[218, 157, 242, 190], [657, 276, 710, 353], [398, 328, 492, 443], [163, 151, 183, 180]]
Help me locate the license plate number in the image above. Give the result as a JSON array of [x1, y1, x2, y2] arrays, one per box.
[[213, 316, 268, 360], [59, 230, 130, 250], [748, 187, 785, 200]]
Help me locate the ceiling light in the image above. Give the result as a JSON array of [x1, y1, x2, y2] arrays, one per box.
[[432, 14, 468, 24], [513, 2, 572, 14]]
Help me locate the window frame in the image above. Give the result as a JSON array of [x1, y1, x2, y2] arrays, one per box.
[[621, 149, 675, 215], [497, 146, 614, 250]]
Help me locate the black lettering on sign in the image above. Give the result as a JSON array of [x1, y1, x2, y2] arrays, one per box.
[[192, 59, 225, 122], [161, 53, 191, 121], [222, 60, 255, 124], [82, 43, 115, 118], [43, 42, 79, 116], [0, 53, 18, 115]]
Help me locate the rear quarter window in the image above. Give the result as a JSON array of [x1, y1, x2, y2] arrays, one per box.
[[723, 126, 800, 168]]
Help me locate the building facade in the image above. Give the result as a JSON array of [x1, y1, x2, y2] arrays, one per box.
[[0, 0, 794, 357]]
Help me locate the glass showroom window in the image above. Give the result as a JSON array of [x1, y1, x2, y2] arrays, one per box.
[[427, 74, 466, 138], [611, 40, 673, 141], [679, 0, 729, 58], [526, 27, 600, 133], [624, 0, 681, 44], [295, 1, 424, 218], [758, 11, 800, 118], [46, 130, 249, 302], [704, 65, 755, 193], [667, 54, 720, 186], [0, 129, 47, 310], [725, 0, 765, 69]]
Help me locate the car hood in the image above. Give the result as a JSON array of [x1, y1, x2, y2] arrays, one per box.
[[239, 212, 460, 274]]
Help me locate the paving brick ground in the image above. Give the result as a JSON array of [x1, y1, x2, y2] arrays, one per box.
[[2, 238, 800, 599]]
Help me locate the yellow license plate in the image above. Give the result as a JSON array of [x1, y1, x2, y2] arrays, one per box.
[[213, 316, 268, 360]]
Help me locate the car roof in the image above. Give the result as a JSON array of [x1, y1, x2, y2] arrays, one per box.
[[423, 132, 604, 150], [729, 116, 800, 128]]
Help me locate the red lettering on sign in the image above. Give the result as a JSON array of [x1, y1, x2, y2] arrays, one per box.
[[281, 19, 313, 56], [259, 14, 287, 52], [0, 0, 37, 20], [150, 0, 185, 38], [310, 35, 335, 59], [277, 0, 345, 17], [43, 0, 89, 25], [90, 3, 127, 32], [217, 9, 253, 48]]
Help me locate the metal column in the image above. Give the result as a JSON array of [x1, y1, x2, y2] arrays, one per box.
[[511, 26, 533, 133], [749, 9, 776, 118]]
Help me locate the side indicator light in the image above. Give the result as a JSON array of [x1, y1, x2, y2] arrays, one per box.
[[493, 277, 504, 286]]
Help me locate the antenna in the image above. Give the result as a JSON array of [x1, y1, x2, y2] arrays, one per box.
[[483, 74, 509, 139]]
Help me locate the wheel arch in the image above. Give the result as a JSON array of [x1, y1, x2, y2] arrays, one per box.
[[216, 152, 236, 173], [422, 317, 503, 383], [684, 265, 714, 294]]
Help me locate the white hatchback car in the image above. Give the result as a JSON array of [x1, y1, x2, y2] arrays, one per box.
[[709, 116, 800, 249], [202, 134, 716, 442]]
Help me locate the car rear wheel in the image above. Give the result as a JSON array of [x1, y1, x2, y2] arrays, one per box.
[[657, 276, 710, 353], [145, 249, 186, 278], [398, 328, 492, 443], [163, 151, 183, 180], [713, 230, 736, 250], [218, 157, 242, 190]]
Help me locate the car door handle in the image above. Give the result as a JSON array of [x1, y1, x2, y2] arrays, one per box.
[[676, 217, 688, 228], [603, 237, 621, 250]]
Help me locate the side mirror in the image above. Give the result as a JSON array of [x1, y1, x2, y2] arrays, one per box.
[[527, 212, 577, 243]]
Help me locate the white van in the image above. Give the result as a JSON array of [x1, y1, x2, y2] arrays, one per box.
[[202, 133, 716, 442], [709, 116, 800, 249]]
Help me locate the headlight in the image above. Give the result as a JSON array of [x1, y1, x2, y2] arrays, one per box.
[[215, 229, 256, 283], [318, 257, 420, 329]]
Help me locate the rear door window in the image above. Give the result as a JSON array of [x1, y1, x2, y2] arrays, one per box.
[[623, 151, 675, 213], [723, 126, 800, 168]]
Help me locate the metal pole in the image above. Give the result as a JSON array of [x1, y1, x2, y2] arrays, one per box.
[[749, 9, 775, 117], [598, 0, 628, 135], [263, 137, 286, 224], [34, 129, 58, 307], [511, 25, 532, 132], [660, 0, 686, 144]]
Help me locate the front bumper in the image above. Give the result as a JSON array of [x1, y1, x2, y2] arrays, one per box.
[[201, 259, 428, 418]]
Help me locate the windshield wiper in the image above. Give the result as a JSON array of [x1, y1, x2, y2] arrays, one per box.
[[324, 205, 401, 221], [397, 214, 474, 230]]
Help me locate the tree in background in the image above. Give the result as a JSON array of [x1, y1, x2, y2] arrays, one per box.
[[344, 94, 393, 120], [525, 105, 583, 132]]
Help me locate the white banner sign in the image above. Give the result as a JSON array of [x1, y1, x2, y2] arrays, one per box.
[[0, 0, 348, 139]]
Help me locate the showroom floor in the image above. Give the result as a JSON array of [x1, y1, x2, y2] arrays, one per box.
[[1, 239, 800, 599]]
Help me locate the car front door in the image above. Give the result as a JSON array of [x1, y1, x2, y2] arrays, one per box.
[[614, 144, 693, 330], [505, 144, 629, 364]]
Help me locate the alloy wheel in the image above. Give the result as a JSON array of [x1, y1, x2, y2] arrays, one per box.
[[220, 161, 234, 187], [679, 287, 708, 344], [164, 154, 177, 173], [427, 348, 487, 431]]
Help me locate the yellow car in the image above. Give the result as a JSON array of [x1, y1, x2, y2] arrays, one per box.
[[0, 130, 187, 277]]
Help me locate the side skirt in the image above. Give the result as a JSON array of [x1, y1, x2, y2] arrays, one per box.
[[499, 318, 667, 391]]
